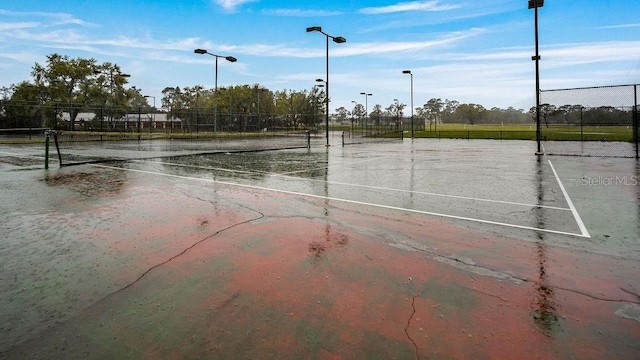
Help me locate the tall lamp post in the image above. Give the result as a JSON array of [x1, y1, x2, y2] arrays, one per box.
[[307, 26, 346, 146], [360, 92, 372, 133], [144, 95, 155, 132], [402, 70, 414, 138], [194, 49, 237, 133], [529, 0, 544, 154]]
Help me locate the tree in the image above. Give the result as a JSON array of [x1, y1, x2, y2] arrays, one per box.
[[6, 54, 134, 130], [335, 106, 348, 125], [423, 98, 443, 127], [351, 103, 364, 129], [2, 82, 46, 128], [530, 104, 556, 127], [455, 103, 487, 125], [442, 99, 459, 123], [35, 55, 100, 128], [370, 104, 383, 129], [384, 101, 405, 129]]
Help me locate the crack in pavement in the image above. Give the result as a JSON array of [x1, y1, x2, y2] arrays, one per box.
[[93, 192, 265, 307], [397, 242, 640, 305], [404, 295, 420, 360]]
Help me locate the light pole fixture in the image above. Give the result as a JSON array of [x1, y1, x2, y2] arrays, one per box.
[[403, 70, 414, 138], [528, 0, 544, 154], [194, 48, 237, 132], [307, 26, 347, 146], [360, 92, 372, 133]]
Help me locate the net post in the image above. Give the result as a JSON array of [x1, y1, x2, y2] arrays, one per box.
[[306, 130, 311, 149], [341, 131, 345, 147], [44, 130, 50, 169], [53, 131, 62, 166]]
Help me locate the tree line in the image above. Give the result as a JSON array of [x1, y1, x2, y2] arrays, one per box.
[[1, 54, 633, 130]]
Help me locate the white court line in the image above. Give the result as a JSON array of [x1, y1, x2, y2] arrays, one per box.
[[148, 158, 570, 211], [94, 164, 588, 238], [548, 160, 591, 238]]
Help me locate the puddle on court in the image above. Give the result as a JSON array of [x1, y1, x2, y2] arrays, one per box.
[[42, 168, 127, 197], [0, 156, 43, 169]]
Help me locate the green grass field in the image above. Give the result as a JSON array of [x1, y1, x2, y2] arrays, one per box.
[[410, 123, 635, 142]]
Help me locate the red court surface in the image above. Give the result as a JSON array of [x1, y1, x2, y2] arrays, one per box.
[[1, 139, 639, 359]]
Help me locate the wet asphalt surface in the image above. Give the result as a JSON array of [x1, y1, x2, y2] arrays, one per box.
[[1, 138, 639, 359]]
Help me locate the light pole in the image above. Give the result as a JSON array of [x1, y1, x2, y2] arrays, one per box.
[[529, 0, 544, 154], [144, 95, 155, 132], [402, 70, 414, 138], [360, 92, 372, 133], [307, 26, 347, 146], [194, 49, 237, 133]]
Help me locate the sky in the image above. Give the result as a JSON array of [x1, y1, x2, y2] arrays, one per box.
[[1, 0, 639, 112]]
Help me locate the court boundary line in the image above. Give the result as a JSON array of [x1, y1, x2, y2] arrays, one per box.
[[145, 159, 571, 211], [95, 164, 589, 238], [548, 159, 591, 238]]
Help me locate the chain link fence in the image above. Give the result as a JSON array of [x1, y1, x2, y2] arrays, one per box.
[[0, 102, 323, 134], [539, 84, 639, 158]]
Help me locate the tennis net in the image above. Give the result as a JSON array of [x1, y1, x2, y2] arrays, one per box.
[[50, 131, 314, 167]]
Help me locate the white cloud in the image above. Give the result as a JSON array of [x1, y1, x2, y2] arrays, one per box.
[[543, 41, 640, 68], [0, 51, 40, 64], [0, 9, 96, 27], [262, 9, 343, 17], [213, 0, 258, 12], [595, 23, 640, 30], [0, 22, 40, 31], [360, 0, 461, 15]]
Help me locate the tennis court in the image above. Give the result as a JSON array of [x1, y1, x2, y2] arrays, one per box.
[[1, 136, 639, 359]]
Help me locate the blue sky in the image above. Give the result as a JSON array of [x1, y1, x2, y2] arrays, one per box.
[[1, 0, 638, 111]]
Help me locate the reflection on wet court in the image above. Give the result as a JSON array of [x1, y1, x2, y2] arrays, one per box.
[[1, 139, 639, 359], [109, 140, 590, 238]]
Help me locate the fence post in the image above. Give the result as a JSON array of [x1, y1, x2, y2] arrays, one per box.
[[137, 107, 141, 140], [634, 84, 638, 158], [53, 131, 62, 166], [580, 106, 584, 142]]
